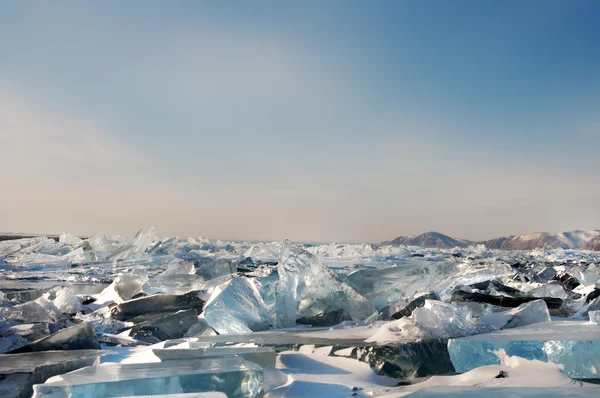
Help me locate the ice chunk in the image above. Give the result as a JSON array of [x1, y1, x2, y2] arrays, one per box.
[[32, 357, 263, 398], [59, 232, 83, 246], [589, 310, 600, 325], [479, 299, 551, 330], [0, 334, 30, 354], [48, 287, 83, 314], [0, 301, 55, 324], [204, 277, 271, 334], [451, 289, 564, 309], [410, 300, 493, 339], [184, 318, 217, 337], [1, 323, 56, 343], [191, 257, 237, 281], [275, 242, 376, 328], [382, 292, 440, 320], [334, 340, 455, 379], [153, 346, 276, 368], [133, 226, 157, 253], [530, 282, 568, 300], [448, 321, 600, 379], [3, 289, 43, 304], [110, 290, 206, 322], [343, 262, 448, 310], [95, 271, 148, 306], [148, 259, 206, 294], [129, 309, 199, 344], [0, 350, 102, 398], [9, 322, 99, 353]]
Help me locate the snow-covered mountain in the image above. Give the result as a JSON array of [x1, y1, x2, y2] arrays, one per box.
[[383, 230, 600, 250], [381, 231, 472, 249], [586, 235, 600, 251], [482, 230, 600, 250]]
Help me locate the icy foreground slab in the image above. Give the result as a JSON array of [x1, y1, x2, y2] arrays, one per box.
[[275, 242, 376, 327], [203, 277, 271, 334], [32, 357, 263, 398], [448, 321, 600, 378], [153, 346, 276, 368], [0, 350, 103, 398]]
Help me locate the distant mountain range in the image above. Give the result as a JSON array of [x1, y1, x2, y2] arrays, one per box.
[[381, 230, 600, 251]]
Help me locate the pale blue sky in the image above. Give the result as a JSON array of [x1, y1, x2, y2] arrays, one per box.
[[1, 1, 599, 242]]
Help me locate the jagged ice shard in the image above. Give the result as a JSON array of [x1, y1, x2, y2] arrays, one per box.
[[203, 277, 271, 334], [275, 241, 376, 328]]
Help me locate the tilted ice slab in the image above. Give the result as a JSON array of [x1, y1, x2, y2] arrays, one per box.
[[203, 277, 271, 335], [448, 321, 600, 378], [32, 357, 263, 398]]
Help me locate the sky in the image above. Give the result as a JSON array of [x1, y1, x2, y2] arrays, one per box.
[[1, 1, 599, 243]]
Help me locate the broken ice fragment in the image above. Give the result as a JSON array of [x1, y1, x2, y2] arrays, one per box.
[[451, 289, 563, 309], [32, 357, 263, 398], [110, 290, 206, 322], [479, 299, 551, 330], [0, 301, 54, 324], [148, 259, 203, 294], [47, 287, 84, 314], [9, 322, 99, 353], [95, 272, 148, 306], [129, 309, 199, 344], [204, 277, 271, 334], [275, 242, 376, 328], [382, 292, 440, 320], [410, 300, 493, 339], [589, 310, 600, 325], [530, 282, 568, 300]]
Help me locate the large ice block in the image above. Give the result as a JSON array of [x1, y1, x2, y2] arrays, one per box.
[[0, 350, 102, 398], [448, 321, 600, 378], [203, 277, 271, 334], [32, 357, 263, 398], [275, 242, 376, 328]]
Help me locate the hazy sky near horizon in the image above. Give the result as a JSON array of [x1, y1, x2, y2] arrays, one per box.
[[1, 1, 599, 243]]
